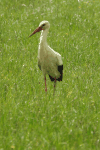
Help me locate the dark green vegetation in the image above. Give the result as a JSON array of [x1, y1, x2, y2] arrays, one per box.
[[0, 0, 100, 149]]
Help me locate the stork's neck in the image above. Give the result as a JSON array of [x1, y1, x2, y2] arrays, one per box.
[[40, 29, 49, 44]]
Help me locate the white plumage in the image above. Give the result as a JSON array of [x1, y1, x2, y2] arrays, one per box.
[[29, 20, 63, 95]]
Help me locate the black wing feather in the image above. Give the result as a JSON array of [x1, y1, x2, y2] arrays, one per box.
[[49, 65, 63, 82]]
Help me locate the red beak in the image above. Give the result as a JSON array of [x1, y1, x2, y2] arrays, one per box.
[[29, 26, 43, 37]]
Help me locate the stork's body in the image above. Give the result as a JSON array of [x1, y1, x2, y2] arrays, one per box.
[[29, 21, 63, 95]]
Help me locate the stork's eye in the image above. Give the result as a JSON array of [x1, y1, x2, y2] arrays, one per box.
[[42, 24, 45, 27]]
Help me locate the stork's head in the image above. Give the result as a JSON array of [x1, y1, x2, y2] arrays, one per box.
[[39, 20, 50, 30], [29, 20, 50, 37]]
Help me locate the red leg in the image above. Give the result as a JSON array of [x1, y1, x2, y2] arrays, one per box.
[[53, 77, 56, 96], [45, 77, 47, 92]]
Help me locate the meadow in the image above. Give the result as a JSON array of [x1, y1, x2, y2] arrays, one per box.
[[0, 0, 100, 149]]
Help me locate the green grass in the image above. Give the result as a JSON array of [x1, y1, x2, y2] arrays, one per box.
[[0, 0, 100, 149]]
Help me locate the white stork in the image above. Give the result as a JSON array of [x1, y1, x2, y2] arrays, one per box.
[[29, 20, 63, 95]]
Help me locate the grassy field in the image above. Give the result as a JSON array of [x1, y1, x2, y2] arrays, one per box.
[[0, 0, 100, 149]]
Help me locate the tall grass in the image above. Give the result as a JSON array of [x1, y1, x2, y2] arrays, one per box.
[[0, 0, 100, 149]]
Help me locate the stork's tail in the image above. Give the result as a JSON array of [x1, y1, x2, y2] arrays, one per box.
[[49, 65, 63, 82]]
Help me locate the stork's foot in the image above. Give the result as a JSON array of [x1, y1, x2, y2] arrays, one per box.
[[53, 90, 55, 96]]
